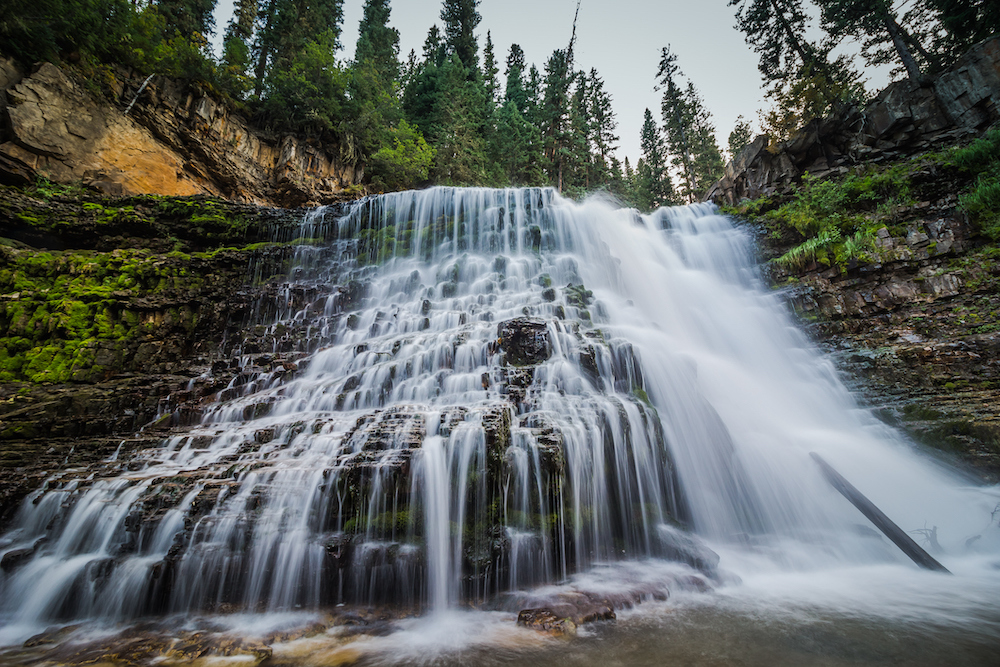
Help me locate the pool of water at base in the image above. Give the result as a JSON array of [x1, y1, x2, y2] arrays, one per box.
[[1, 556, 997, 667]]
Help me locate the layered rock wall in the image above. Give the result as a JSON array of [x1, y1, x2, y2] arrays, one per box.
[[0, 60, 364, 206], [709, 36, 1000, 205]]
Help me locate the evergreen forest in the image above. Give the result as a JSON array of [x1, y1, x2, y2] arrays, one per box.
[[1, 0, 996, 207]]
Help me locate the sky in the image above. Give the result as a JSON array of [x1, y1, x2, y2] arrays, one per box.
[[212, 0, 892, 165]]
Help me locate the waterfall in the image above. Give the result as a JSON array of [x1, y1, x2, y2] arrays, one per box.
[[1, 187, 997, 639]]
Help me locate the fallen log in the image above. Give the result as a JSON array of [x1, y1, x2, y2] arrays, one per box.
[[810, 452, 951, 573]]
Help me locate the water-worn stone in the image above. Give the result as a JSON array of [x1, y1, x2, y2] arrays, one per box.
[[498, 317, 551, 366]]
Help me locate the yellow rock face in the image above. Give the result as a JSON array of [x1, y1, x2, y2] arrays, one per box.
[[0, 62, 364, 206]]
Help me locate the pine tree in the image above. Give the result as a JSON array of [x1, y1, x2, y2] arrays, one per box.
[[525, 65, 543, 125], [403, 26, 448, 142], [349, 0, 402, 157], [587, 69, 619, 187], [504, 44, 529, 113], [440, 0, 480, 71], [633, 108, 674, 211], [539, 48, 574, 190], [565, 73, 592, 192], [255, 0, 347, 134], [155, 0, 217, 39], [816, 0, 935, 82], [219, 0, 257, 97], [355, 0, 400, 85], [657, 47, 724, 202], [657, 47, 696, 201], [728, 115, 753, 161], [482, 31, 499, 109], [686, 83, 726, 198], [428, 55, 489, 184], [491, 101, 545, 185]]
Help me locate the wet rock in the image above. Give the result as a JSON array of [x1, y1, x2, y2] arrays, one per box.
[[0, 62, 363, 205], [497, 318, 550, 366], [516, 608, 578, 636], [655, 524, 721, 577], [517, 593, 616, 637], [0, 546, 35, 572]]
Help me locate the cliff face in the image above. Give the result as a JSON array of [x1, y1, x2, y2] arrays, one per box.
[[763, 196, 1000, 482], [0, 60, 364, 207], [0, 188, 344, 522], [710, 36, 1000, 206]]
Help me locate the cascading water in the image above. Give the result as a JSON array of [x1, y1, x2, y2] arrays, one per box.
[[0, 187, 998, 648]]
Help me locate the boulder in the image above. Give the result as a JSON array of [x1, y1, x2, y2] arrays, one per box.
[[497, 317, 551, 366]]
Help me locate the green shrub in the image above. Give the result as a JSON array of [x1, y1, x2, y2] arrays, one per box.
[[368, 120, 436, 193]]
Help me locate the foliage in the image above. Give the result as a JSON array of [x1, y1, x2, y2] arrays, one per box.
[[368, 120, 435, 192], [815, 0, 936, 81], [255, 35, 347, 136], [757, 164, 920, 270], [735, 131, 1000, 273], [954, 127, 1000, 239], [657, 48, 725, 202], [728, 116, 753, 161]]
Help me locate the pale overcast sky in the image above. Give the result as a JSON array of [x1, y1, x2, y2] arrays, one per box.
[[213, 1, 890, 164]]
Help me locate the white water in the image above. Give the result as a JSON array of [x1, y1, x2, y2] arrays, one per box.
[[0, 187, 998, 649]]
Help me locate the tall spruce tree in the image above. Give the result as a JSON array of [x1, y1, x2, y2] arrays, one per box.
[[540, 49, 574, 190], [482, 31, 499, 108], [355, 0, 400, 84], [685, 82, 726, 198], [633, 108, 675, 211], [255, 0, 347, 134], [440, 0, 480, 71], [565, 73, 592, 191], [657, 46, 724, 202], [657, 47, 696, 201], [491, 101, 545, 185], [219, 0, 257, 97], [504, 44, 530, 113], [587, 69, 619, 186], [728, 115, 753, 160], [349, 0, 402, 157]]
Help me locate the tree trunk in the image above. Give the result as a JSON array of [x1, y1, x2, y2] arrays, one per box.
[[883, 14, 925, 83], [253, 0, 277, 100], [769, 0, 820, 73]]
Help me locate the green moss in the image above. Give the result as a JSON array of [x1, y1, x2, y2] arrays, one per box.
[[731, 144, 1000, 273], [633, 386, 652, 408], [0, 245, 221, 383]]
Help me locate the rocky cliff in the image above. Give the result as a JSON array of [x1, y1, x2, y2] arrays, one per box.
[[0, 59, 364, 207], [709, 36, 1000, 206], [0, 187, 352, 521]]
